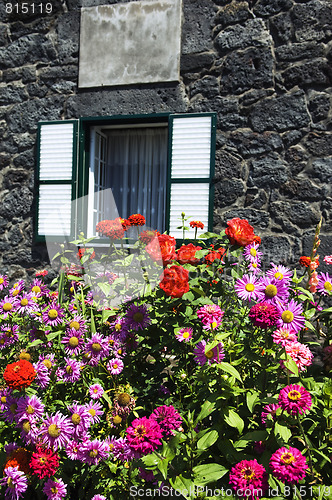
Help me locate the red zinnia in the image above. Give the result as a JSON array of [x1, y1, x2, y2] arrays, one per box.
[[299, 256, 311, 268], [30, 447, 60, 479], [189, 220, 204, 230], [225, 217, 255, 247], [160, 265, 189, 298], [127, 213, 146, 226], [177, 243, 202, 265], [96, 219, 125, 240], [3, 359, 36, 390]]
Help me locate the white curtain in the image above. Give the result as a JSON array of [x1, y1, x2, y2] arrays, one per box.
[[104, 127, 167, 231]]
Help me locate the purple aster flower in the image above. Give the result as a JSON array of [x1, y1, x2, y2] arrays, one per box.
[[234, 274, 264, 302], [43, 478, 67, 500], [267, 263, 292, 284], [1, 466, 28, 500], [42, 302, 65, 327], [78, 438, 110, 465], [39, 412, 74, 451], [66, 314, 88, 335], [91, 495, 107, 500], [0, 387, 12, 412], [18, 419, 39, 445], [16, 394, 44, 423], [0, 274, 9, 291], [150, 405, 183, 438], [0, 295, 16, 318], [110, 436, 135, 461], [65, 440, 81, 460], [85, 401, 104, 424], [2, 394, 19, 424], [84, 333, 110, 366], [30, 278, 48, 297], [107, 358, 124, 375], [4, 442, 19, 455], [277, 299, 305, 333], [68, 402, 91, 439], [14, 292, 38, 315], [58, 358, 83, 383], [109, 316, 129, 341], [89, 384, 104, 400], [197, 304, 224, 330], [33, 360, 51, 389], [61, 329, 84, 356], [175, 327, 193, 342], [257, 276, 289, 304], [0, 324, 19, 349], [247, 258, 261, 273], [193, 339, 225, 366], [249, 301, 281, 329], [9, 279, 25, 298], [243, 242, 263, 262], [317, 272, 332, 295], [124, 303, 151, 331]]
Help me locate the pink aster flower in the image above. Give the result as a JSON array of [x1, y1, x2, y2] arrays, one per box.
[[66, 315, 88, 335], [38, 412, 74, 451], [61, 329, 84, 356], [42, 303, 65, 327], [1, 466, 28, 500], [2, 394, 19, 424], [89, 384, 104, 400], [0, 324, 19, 348], [272, 328, 297, 346], [110, 436, 135, 461], [124, 303, 151, 331], [84, 333, 110, 366], [0, 274, 9, 291], [65, 440, 80, 460], [261, 403, 280, 426], [247, 258, 261, 273], [243, 242, 263, 263], [18, 419, 39, 445], [14, 292, 38, 315], [58, 358, 83, 383], [92, 495, 107, 500], [33, 360, 51, 389], [249, 302, 281, 329], [267, 263, 293, 284], [257, 276, 289, 304], [68, 402, 91, 440], [193, 340, 225, 366], [10, 280, 25, 298], [126, 416, 163, 457], [282, 341, 313, 372], [277, 299, 305, 333], [229, 459, 268, 500], [175, 327, 193, 342], [278, 384, 312, 416], [109, 316, 130, 341], [317, 272, 332, 295], [269, 446, 308, 484], [150, 405, 183, 438], [0, 295, 16, 318], [16, 394, 45, 423], [85, 401, 104, 424], [107, 358, 124, 375], [323, 255, 332, 265], [30, 277, 48, 297], [197, 304, 224, 330], [78, 438, 110, 465], [235, 274, 264, 302], [43, 478, 67, 500]]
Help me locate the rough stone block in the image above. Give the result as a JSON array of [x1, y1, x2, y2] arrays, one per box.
[[215, 19, 271, 54], [308, 92, 331, 122], [0, 187, 33, 220], [57, 11, 80, 64], [304, 133, 332, 157], [292, 1, 332, 42], [249, 156, 288, 188], [269, 12, 293, 44], [0, 84, 28, 105], [214, 179, 244, 208], [276, 42, 325, 62], [215, 2, 250, 26], [215, 150, 242, 179], [181, 52, 215, 72], [253, 0, 293, 16], [285, 146, 309, 175], [228, 131, 283, 157], [189, 76, 220, 99], [6, 97, 64, 133], [222, 208, 270, 229], [0, 34, 57, 69], [310, 157, 332, 183], [282, 59, 331, 89], [280, 178, 326, 201], [182, 0, 217, 54]]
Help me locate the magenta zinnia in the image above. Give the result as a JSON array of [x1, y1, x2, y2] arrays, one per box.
[[269, 446, 308, 484], [229, 459, 268, 500], [150, 405, 183, 438], [278, 384, 312, 416], [126, 416, 163, 457], [249, 301, 281, 329], [196, 304, 224, 330], [30, 447, 60, 479]]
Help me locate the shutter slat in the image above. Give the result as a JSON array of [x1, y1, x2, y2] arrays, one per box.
[[38, 185, 72, 236], [39, 123, 75, 181], [169, 183, 209, 238]]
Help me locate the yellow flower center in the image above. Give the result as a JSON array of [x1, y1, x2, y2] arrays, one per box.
[[43, 359, 52, 369], [48, 309, 58, 320], [27, 405, 35, 415], [92, 342, 101, 352], [118, 393, 131, 406], [89, 450, 98, 458], [281, 452, 295, 465], [252, 262, 257, 268], [0, 278, 3, 284], [69, 321, 80, 331], [51, 487, 58, 494], [10, 403, 17, 414], [113, 414, 122, 425], [183, 331, 190, 339], [324, 281, 332, 291], [19, 352, 31, 361], [242, 468, 255, 480], [115, 323, 122, 331], [288, 390, 301, 401], [113, 363, 118, 370], [3, 302, 12, 312], [7, 477, 14, 489], [274, 272, 283, 280], [12, 289, 19, 296], [22, 420, 31, 433], [66, 365, 73, 374], [211, 321, 218, 329], [265, 284, 277, 297], [133, 312, 144, 323], [282, 310, 294, 323], [134, 424, 146, 438], [88, 408, 96, 417], [205, 350, 214, 359], [0, 339, 4, 345], [20, 298, 29, 306], [48, 424, 61, 437], [1, 396, 6, 404], [32, 285, 41, 293], [250, 248, 257, 257], [69, 337, 79, 347], [245, 283, 255, 292], [72, 413, 81, 425]]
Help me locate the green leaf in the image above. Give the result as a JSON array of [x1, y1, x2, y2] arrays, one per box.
[[197, 430, 218, 450], [216, 362, 242, 383], [97, 282, 111, 297], [199, 232, 220, 239], [224, 409, 244, 434], [274, 422, 292, 444], [193, 464, 228, 486], [157, 458, 168, 480], [246, 391, 260, 413], [141, 453, 159, 468], [169, 475, 196, 499], [194, 400, 216, 425]]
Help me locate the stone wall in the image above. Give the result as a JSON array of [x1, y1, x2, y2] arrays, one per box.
[[0, 0, 331, 279]]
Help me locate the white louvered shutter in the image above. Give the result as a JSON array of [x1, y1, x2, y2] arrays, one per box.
[[168, 114, 216, 239], [36, 121, 78, 240]]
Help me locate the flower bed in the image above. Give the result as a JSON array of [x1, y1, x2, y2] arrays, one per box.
[[0, 215, 332, 499]]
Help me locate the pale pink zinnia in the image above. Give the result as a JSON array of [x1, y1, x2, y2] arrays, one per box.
[[272, 328, 297, 346], [197, 304, 224, 330], [283, 341, 313, 372]]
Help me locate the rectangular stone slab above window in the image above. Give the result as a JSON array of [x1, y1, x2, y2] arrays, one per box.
[[78, 0, 182, 88]]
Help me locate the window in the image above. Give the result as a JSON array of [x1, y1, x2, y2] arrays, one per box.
[[35, 113, 216, 242]]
